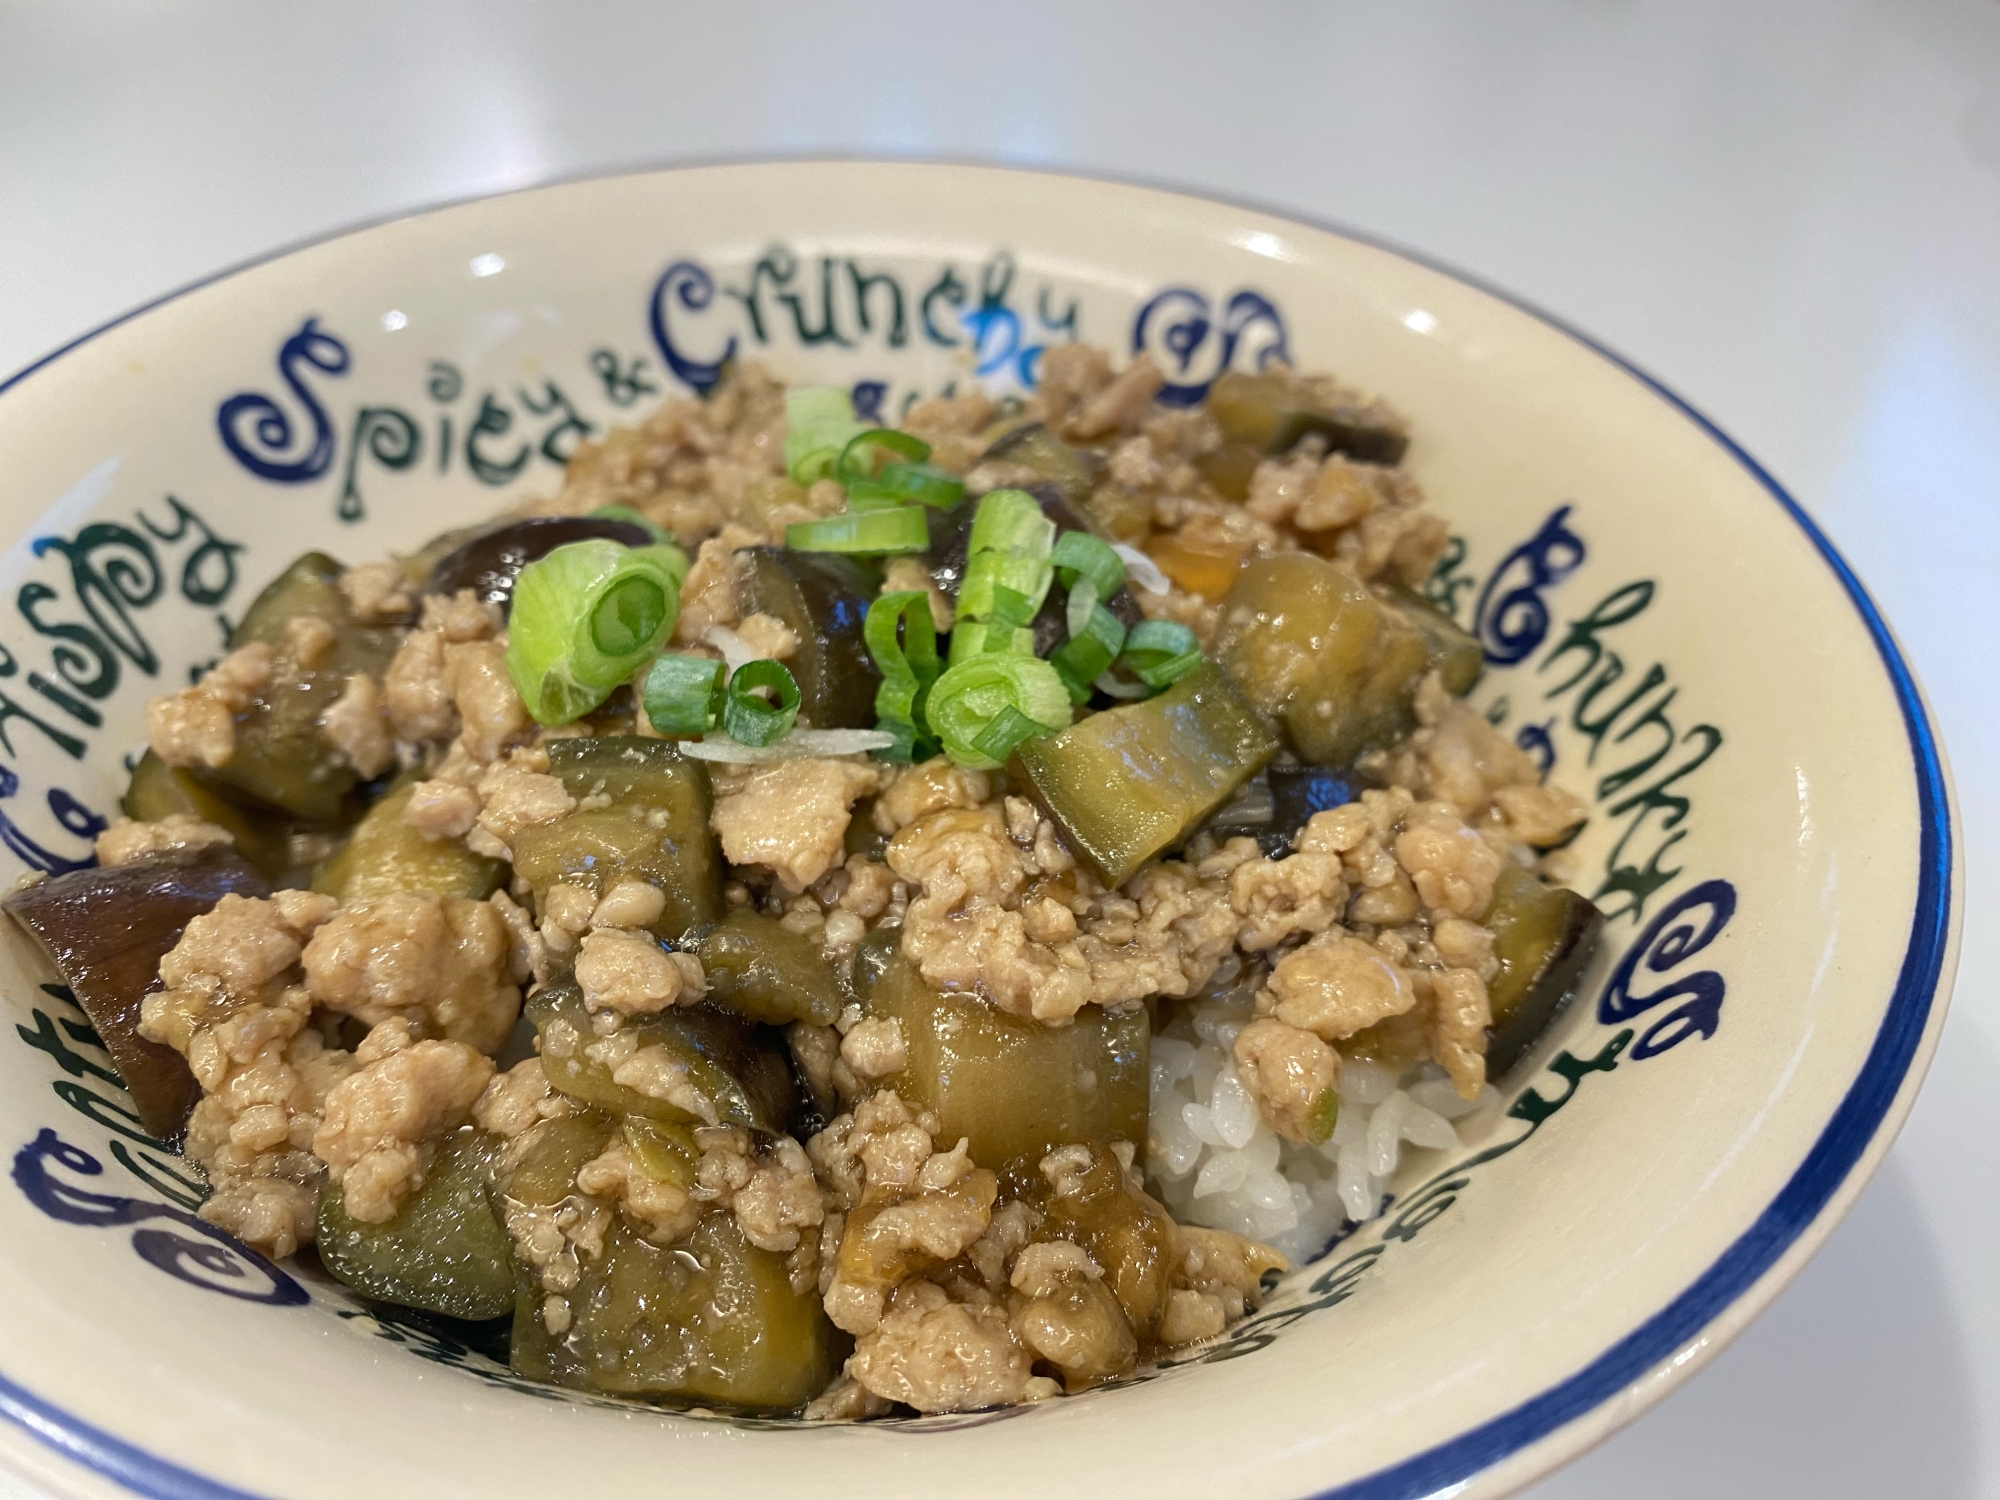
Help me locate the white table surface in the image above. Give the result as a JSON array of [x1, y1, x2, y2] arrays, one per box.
[[2, 1, 1994, 1495]]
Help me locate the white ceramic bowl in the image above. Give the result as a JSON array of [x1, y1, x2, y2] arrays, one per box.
[[0, 162, 1958, 1500]]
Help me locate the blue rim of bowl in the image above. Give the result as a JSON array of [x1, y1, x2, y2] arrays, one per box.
[[0, 159, 1954, 1500]]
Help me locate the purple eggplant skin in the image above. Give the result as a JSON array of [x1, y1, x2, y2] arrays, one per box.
[[424, 516, 653, 611], [5, 845, 272, 1141], [1481, 867, 1606, 1079]]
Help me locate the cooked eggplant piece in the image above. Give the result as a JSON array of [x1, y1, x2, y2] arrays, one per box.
[[201, 552, 403, 822], [1035, 1141, 1179, 1342], [496, 1109, 616, 1206], [317, 1126, 514, 1320], [859, 954, 1149, 1177], [1194, 440, 1263, 503], [509, 736, 721, 942], [977, 421, 1103, 507], [736, 548, 881, 730], [527, 983, 803, 1136], [122, 748, 293, 880], [509, 1208, 840, 1410], [310, 778, 506, 903], [1268, 766, 1358, 845], [1204, 370, 1409, 466], [424, 515, 652, 610], [1482, 864, 1604, 1077], [1213, 552, 1445, 766], [1013, 661, 1277, 888], [694, 910, 844, 1027], [1387, 584, 1484, 696], [4, 845, 271, 1139]]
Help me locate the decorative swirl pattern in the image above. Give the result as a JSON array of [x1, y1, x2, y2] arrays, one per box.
[[1473, 504, 1587, 665], [215, 317, 349, 482], [1133, 286, 1291, 406], [31, 521, 164, 680], [649, 261, 735, 392], [11, 1129, 306, 1306], [1598, 878, 1737, 1058]]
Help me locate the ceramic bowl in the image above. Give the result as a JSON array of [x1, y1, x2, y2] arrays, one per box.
[[0, 162, 1957, 1500]]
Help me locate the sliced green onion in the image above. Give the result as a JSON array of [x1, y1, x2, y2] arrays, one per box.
[[970, 705, 1054, 763], [643, 654, 726, 736], [947, 620, 1035, 665], [1120, 618, 1204, 691], [837, 428, 930, 481], [590, 504, 678, 555], [507, 539, 682, 724], [927, 654, 1070, 770], [723, 659, 801, 747], [849, 461, 965, 510], [785, 506, 929, 554], [955, 489, 1055, 627], [864, 592, 942, 761], [1051, 604, 1128, 702], [784, 386, 865, 485], [1051, 530, 1126, 602]]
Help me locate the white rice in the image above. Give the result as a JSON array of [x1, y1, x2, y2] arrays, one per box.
[[1146, 990, 1499, 1266]]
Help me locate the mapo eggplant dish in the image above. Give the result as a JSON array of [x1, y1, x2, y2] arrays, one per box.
[[8, 345, 1602, 1417]]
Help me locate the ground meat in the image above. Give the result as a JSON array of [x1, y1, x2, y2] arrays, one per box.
[[900, 390, 997, 474], [447, 639, 530, 763], [846, 1277, 1035, 1413], [732, 611, 798, 662], [1159, 1288, 1228, 1345], [383, 627, 452, 742], [320, 672, 395, 778], [1262, 931, 1418, 1041], [1494, 781, 1589, 849], [823, 1140, 996, 1336], [473, 1057, 570, 1139], [1233, 1016, 1340, 1142], [339, 560, 414, 623], [1428, 966, 1492, 1100], [573, 927, 701, 1014], [672, 523, 760, 644], [693, 1130, 825, 1254], [312, 1034, 493, 1222], [153, 890, 336, 1012], [1172, 1224, 1288, 1325], [488, 889, 550, 986], [872, 757, 991, 836], [94, 814, 231, 866], [575, 1137, 700, 1246], [802, 1375, 893, 1423], [301, 891, 520, 1053], [403, 778, 481, 839], [1008, 1239, 1137, 1382], [1394, 801, 1505, 920], [711, 757, 886, 893], [839, 1016, 907, 1082], [590, 879, 667, 929], [473, 759, 576, 853], [146, 642, 273, 769]]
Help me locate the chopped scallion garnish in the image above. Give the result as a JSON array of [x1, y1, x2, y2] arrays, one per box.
[[722, 659, 802, 747], [1120, 618, 1204, 690], [642, 654, 726, 736], [1051, 601, 1128, 702], [925, 653, 1070, 770], [507, 539, 682, 724], [864, 591, 942, 762], [1051, 530, 1126, 602], [955, 489, 1055, 630], [783, 386, 865, 485], [785, 506, 930, 555]]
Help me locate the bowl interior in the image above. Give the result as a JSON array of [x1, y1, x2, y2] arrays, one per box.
[[0, 163, 1952, 1500]]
